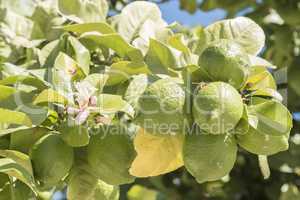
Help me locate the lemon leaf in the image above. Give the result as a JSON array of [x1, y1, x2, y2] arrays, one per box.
[[62, 22, 115, 35], [204, 17, 265, 55], [33, 88, 68, 105], [0, 108, 32, 127]]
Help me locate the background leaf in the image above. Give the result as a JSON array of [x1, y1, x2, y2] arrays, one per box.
[[81, 33, 143, 62], [145, 39, 177, 74], [97, 94, 134, 117], [62, 22, 115, 35], [118, 1, 163, 42], [57, 0, 108, 23], [204, 17, 265, 55], [68, 36, 90, 76], [0, 150, 37, 194]]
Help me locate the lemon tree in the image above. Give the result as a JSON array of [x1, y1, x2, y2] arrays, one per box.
[[0, 0, 293, 199]]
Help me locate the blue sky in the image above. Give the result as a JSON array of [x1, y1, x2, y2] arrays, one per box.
[[159, 0, 226, 27]]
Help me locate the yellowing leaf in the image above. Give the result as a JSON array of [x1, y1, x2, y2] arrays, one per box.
[[129, 129, 183, 177], [246, 66, 276, 90]]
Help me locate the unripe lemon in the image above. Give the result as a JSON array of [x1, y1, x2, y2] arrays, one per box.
[[199, 40, 249, 89], [30, 134, 74, 188], [87, 125, 136, 185], [193, 82, 244, 134], [135, 78, 186, 135]]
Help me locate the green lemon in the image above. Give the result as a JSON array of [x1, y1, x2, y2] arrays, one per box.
[[193, 82, 244, 134], [67, 161, 120, 200], [183, 134, 237, 183], [87, 125, 136, 185], [30, 134, 74, 188], [199, 40, 249, 89], [135, 78, 186, 135]]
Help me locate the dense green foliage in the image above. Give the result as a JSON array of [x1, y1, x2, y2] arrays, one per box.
[[0, 0, 298, 199]]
